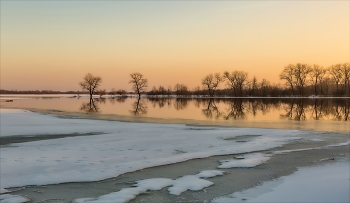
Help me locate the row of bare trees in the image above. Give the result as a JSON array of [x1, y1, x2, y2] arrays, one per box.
[[80, 72, 148, 99], [280, 63, 350, 96], [79, 62, 349, 98], [200, 71, 283, 97], [200, 63, 349, 97]]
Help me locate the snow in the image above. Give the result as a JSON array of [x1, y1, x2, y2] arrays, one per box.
[[0, 194, 29, 203], [168, 175, 214, 195], [196, 170, 225, 178], [75, 170, 224, 202], [218, 153, 271, 168], [0, 109, 304, 193], [213, 162, 350, 203]]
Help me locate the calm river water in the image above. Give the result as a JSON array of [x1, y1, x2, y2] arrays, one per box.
[[1, 94, 349, 132]]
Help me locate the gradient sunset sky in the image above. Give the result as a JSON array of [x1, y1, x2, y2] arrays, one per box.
[[1, 1, 349, 91]]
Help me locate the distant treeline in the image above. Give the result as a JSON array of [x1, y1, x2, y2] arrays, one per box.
[[0, 89, 88, 94], [2, 62, 349, 97]]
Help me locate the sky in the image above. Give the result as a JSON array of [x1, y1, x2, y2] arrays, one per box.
[[1, 1, 349, 91]]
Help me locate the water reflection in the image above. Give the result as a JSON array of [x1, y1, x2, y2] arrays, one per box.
[[129, 98, 148, 116], [281, 99, 306, 121], [202, 99, 221, 119], [108, 96, 128, 104], [148, 98, 172, 109], [76, 97, 349, 121], [80, 99, 100, 113]]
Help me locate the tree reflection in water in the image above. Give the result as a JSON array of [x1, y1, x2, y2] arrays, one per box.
[[80, 99, 100, 113], [129, 97, 147, 116], [109, 96, 128, 105], [148, 98, 172, 109], [202, 99, 221, 119], [280, 99, 349, 121], [331, 99, 349, 121], [174, 98, 189, 110], [223, 99, 247, 120], [79, 97, 349, 121], [281, 99, 307, 121]]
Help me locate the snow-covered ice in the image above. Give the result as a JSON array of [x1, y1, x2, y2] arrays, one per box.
[[0, 109, 304, 193], [213, 162, 350, 202], [218, 153, 271, 168]]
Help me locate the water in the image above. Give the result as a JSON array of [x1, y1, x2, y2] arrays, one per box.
[[1, 94, 349, 131]]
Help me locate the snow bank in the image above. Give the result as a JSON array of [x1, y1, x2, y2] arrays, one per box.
[[1, 109, 303, 192], [213, 162, 350, 203], [218, 153, 271, 168]]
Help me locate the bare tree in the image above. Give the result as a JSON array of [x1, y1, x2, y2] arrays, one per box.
[[279, 64, 295, 95], [97, 89, 106, 98], [193, 86, 202, 97], [129, 72, 148, 97], [166, 86, 172, 96], [116, 89, 127, 96], [110, 88, 116, 96], [293, 63, 311, 96], [248, 76, 258, 96], [329, 64, 343, 92], [79, 73, 102, 100], [202, 73, 222, 97], [340, 63, 350, 95], [174, 84, 189, 96], [309, 64, 327, 96], [259, 79, 270, 96], [223, 70, 248, 96]]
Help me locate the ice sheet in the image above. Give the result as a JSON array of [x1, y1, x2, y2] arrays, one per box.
[[1, 109, 303, 192]]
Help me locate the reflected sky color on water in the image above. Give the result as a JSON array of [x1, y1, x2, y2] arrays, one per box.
[[1, 95, 349, 131]]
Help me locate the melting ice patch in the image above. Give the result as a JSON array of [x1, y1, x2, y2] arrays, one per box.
[[218, 153, 271, 168], [75, 170, 224, 203]]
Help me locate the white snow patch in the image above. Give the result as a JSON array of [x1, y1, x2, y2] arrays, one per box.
[[168, 175, 213, 195], [0, 194, 29, 203], [212, 162, 350, 203], [1, 109, 303, 192], [75, 170, 223, 202], [218, 153, 271, 168], [135, 178, 174, 190], [310, 138, 324, 142], [196, 170, 224, 178]]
